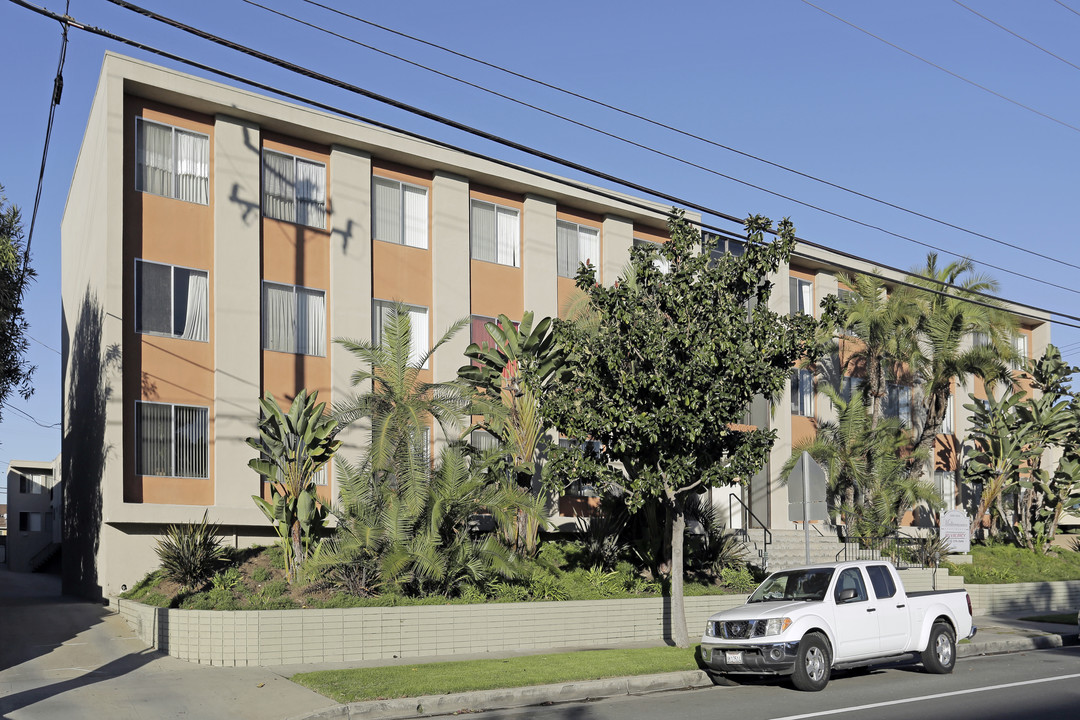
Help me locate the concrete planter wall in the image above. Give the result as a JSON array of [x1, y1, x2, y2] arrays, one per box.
[[113, 578, 1080, 667], [112, 594, 748, 667], [965, 580, 1080, 615]]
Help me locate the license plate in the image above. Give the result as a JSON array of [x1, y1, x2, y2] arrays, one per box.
[[725, 651, 744, 664]]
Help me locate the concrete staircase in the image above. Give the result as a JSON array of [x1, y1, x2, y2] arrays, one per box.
[[738, 527, 849, 572]]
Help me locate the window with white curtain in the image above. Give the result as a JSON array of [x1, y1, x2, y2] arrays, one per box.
[[1013, 333, 1029, 369], [790, 277, 814, 316], [135, 260, 209, 342], [556, 220, 600, 278], [470, 199, 519, 266], [261, 282, 327, 356], [262, 149, 327, 229], [373, 176, 428, 248], [791, 368, 814, 417], [136, 401, 209, 478], [135, 118, 209, 204], [941, 392, 955, 435], [935, 469, 956, 510], [840, 375, 864, 405], [372, 300, 429, 369], [633, 237, 671, 274]]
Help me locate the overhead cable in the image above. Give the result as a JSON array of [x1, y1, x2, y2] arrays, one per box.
[[953, 0, 1080, 73], [800, 0, 1080, 135], [7, 0, 1080, 331]]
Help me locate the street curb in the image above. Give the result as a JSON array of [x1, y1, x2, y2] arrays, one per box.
[[287, 670, 713, 720], [288, 635, 1075, 720]]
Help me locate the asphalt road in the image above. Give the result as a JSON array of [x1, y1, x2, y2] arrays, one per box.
[[468, 646, 1080, 720]]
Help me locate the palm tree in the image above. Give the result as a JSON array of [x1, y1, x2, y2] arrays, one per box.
[[835, 272, 917, 428], [333, 302, 470, 484], [905, 253, 1017, 477]]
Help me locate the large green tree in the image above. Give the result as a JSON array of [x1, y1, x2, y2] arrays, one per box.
[[542, 211, 825, 647], [0, 184, 35, 428]]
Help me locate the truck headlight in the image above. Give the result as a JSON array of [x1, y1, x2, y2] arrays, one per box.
[[705, 621, 719, 637], [764, 618, 792, 636]]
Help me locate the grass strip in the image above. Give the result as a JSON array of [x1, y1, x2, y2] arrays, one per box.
[[1018, 613, 1077, 625], [291, 646, 701, 703]]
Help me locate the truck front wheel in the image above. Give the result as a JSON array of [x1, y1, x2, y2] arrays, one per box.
[[921, 622, 956, 674], [791, 633, 831, 691]]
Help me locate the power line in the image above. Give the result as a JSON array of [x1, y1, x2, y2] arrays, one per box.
[[9, 0, 1080, 333], [104, 0, 1080, 298], [22, 2, 68, 289], [952, 0, 1080, 73], [278, 0, 1080, 274], [1054, 1, 1080, 20], [27, 333, 60, 355], [2, 403, 61, 429], [799, 0, 1080, 135]]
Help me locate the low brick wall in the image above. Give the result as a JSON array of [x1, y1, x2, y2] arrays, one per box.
[[966, 580, 1080, 615], [112, 594, 747, 667], [113, 579, 1080, 667]]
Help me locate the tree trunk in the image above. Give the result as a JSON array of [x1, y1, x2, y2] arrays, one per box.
[[290, 519, 303, 584], [668, 491, 689, 648], [868, 354, 884, 429]]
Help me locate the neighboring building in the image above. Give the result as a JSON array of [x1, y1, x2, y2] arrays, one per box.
[[5, 458, 62, 573], [62, 53, 1052, 599]]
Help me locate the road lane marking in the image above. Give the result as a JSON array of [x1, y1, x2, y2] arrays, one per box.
[[769, 673, 1080, 720]]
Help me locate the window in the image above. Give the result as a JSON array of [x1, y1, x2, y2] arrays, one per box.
[[971, 331, 990, 348], [866, 565, 897, 599], [470, 429, 501, 452], [634, 238, 671, 273], [556, 220, 600, 278], [705, 231, 745, 259], [1014, 333, 1029, 369], [790, 277, 814, 316], [470, 199, 519, 266], [372, 300, 429, 368], [136, 401, 209, 478], [135, 260, 209, 342], [935, 469, 955, 509], [19, 512, 43, 532], [18, 473, 49, 494], [791, 368, 814, 417], [135, 118, 210, 204], [941, 393, 955, 435], [262, 149, 327, 229], [262, 282, 326, 356], [834, 567, 868, 603], [840, 376, 864, 404], [312, 465, 328, 487], [373, 176, 428, 248], [884, 383, 912, 426]]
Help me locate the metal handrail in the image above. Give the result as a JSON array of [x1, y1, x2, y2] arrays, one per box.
[[729, 494, 772, 568], [835, 533, 930, 569]]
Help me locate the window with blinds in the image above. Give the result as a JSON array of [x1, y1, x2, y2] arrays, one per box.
[[372, 300, 429, 369], [556, 220, 600, 278], [373, 176, 428, 248], [135, 260, 209, 342], [883, 383, 912, 427], [261, 282, 327, 356], [262, 149, 327, 229], [136, 401, 209, 479], [135, 118, 209, 204], [470, 199, 520, 266]]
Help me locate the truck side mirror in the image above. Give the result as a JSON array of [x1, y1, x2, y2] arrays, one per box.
[[838, 588, 857, 603]]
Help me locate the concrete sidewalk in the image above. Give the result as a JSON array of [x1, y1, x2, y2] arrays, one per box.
[[1, 567, 1075, 720], [284, 612, 1080, 720]]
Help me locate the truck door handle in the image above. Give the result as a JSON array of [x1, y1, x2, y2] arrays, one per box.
[[866, 608, 876, 613], [896, 604, 906, 608]]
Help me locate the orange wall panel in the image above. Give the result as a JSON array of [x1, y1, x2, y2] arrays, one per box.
[[792, 415, 817, 447]]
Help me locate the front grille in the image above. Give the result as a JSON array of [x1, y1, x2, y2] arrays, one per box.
[[722, 620, 764, 639]]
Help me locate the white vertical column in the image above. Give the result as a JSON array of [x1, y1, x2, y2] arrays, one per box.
[[602, 214, 633, 286], [522, 194, 558, 320]]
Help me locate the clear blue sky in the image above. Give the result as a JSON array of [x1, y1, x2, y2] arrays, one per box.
[[3, 0, 1079, 500]]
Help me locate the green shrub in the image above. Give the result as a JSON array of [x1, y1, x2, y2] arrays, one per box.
[[211, 567, 243, 592], [266, 543, 287, 570], [251, 566, 273, 583], [154, 511, 227, 590], [458, 585, 487, 604], [536, 541, 571, 569], [720, 566, 757, 593], [260, 579, 289, 598], [528, 571, 569, 601], [490, 581, 530, 603]]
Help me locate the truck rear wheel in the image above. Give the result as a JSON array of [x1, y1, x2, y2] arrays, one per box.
[[792, 633, 831, 692], [921, 621, 956, 674]]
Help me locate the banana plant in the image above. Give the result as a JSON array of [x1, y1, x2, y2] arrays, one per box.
[[247, 390, 341, 582]]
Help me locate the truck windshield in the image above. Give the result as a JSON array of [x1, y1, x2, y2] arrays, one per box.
[[747, 568, 835, 603]]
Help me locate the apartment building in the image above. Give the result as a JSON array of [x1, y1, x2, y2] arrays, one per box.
[[61, 53, 1051, 599], [5, 458, 62, 573]]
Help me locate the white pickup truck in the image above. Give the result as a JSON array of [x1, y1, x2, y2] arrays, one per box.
[[700, 560, 975, 691]]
